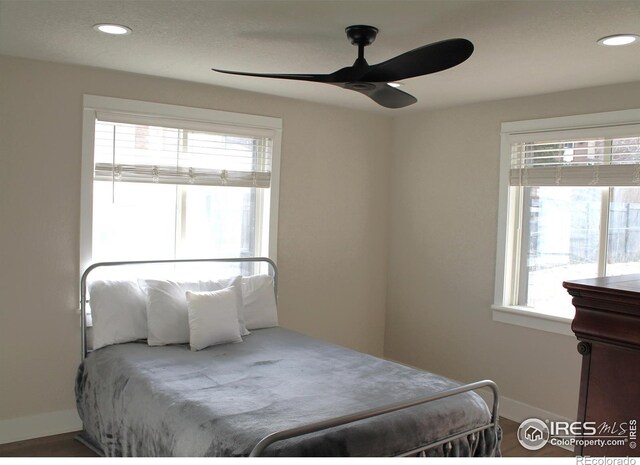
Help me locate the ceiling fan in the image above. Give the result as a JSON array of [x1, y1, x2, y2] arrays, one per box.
[[212, 25, 473, 109]]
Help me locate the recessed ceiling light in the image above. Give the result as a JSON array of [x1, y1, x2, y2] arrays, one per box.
[[93, 24, 132, 35], [387, 82, 403, 88], [597, 34, 639, 46]]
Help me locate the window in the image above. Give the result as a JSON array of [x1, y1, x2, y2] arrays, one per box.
[[81, 96, 282, 276], [494, 109, 640, 335]]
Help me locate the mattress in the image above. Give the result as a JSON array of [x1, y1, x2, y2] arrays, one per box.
[[75, 327, 500, 456]]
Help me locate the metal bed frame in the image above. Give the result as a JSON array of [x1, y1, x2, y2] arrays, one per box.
[[79, 257, 500, 457]]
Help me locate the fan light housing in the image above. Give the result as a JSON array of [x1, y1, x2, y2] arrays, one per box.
[[597, 34, 639, 46], [93, 24, 132, 35]]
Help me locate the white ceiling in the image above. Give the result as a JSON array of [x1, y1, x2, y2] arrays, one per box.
[[1, 0, 639, 114]]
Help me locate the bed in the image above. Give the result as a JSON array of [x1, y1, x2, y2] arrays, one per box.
[[75, 257, 501, 457]]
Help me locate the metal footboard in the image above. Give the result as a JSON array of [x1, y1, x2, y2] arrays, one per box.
[[250, 379, 499, 457]]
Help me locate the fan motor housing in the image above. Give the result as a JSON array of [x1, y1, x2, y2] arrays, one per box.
[[345, 25, 379, 47]]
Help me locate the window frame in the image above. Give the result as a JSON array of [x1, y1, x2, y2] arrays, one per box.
[[80, 95, 282, 274], [493, 108, 640, 336]]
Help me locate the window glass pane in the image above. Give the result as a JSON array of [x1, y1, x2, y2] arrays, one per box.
[[92, 181, 178, 262], [607, 187, 640, 276], [520, 186, 602, 317], [178, 185, 257, 259]]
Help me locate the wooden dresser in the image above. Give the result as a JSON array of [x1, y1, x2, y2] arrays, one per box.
[[564, 274, 640, 457]]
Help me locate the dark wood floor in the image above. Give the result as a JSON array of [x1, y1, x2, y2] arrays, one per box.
[[0, 431, 97, 457], [0, 417, 574, 457]]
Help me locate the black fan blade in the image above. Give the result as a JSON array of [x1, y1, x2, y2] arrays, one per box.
[[335, 82, 417, 109], [212, 67, 335, 83], [362, 38, 474, 82]]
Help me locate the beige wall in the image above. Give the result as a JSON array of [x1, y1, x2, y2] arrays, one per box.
[[0, 55, 392, 420], [3, 51, 640, 428], [384, 81, 640, 419]]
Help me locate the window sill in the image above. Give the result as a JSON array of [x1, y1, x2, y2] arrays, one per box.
[[491, 305, 574, 337]]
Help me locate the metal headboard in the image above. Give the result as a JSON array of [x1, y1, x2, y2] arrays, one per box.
[[80, 257, 277, 359]]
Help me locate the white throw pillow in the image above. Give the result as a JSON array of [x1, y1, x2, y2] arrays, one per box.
[[138, 279, 201, 346], [186, 287, 243, 351], [242, 275, 279, 330], [88, 280, 148, 349]]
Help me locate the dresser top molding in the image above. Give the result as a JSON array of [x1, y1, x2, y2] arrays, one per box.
[[564, 274, 640, 350]]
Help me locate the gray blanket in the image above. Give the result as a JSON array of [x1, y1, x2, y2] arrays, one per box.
[[75, 327, 500, 456]]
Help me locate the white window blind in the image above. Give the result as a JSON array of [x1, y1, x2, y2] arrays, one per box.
[[510, 134, 640, 187], [94, 112, 274, 189]]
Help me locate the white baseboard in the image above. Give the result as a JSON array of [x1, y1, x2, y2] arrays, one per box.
[[0, 409, 82, 445], [496, 394, 574, 425]]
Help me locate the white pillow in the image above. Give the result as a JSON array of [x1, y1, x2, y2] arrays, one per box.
[[199, 276, 234, 291], [186, 287, 243, 351], [88, 280, 147, 350], [242, 275, 279, 330], [201, 275, 250, 336], [138, 279, 201, 346]]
